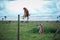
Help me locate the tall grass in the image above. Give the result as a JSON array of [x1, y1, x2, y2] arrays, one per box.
[[0, 21, 60, 40], [20, 21, 60, 40]]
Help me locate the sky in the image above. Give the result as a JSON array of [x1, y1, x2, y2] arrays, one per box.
[[0, 0, 60, 21]]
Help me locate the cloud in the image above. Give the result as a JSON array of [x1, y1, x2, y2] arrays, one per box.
[[0, 0, 60, 21], [43, 0, 60, 1]]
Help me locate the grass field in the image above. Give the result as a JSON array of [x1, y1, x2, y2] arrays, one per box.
[[0, 21, 60, 40]]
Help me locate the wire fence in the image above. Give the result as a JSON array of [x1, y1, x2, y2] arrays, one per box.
[[0, 15, 60, 40], [0, 15, 59, 21]]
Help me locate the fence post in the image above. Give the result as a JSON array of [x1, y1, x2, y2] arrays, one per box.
[[51, 27, 60, 40], [18, 14, 20, 40]]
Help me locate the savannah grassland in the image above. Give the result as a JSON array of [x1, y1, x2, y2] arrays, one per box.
[[0, 21, 60, 40]]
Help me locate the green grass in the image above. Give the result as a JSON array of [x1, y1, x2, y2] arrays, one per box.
[[20, 21, 60, 40], [0, 22, 17, 40], [0, 21, 60, 40]]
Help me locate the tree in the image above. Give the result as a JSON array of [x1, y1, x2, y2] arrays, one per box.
[[57, 15, 60, 21], [1, 18, 4, 23], [4, 16, 7, 21], [2, 18, 4, 21]]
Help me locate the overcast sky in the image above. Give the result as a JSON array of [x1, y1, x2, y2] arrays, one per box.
[[0, 0, 60, 21]]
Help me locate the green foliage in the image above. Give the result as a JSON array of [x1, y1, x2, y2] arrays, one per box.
[[0, 21, 60, 40]]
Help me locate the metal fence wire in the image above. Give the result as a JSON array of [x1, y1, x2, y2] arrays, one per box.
[[0, 15, 60, 40]]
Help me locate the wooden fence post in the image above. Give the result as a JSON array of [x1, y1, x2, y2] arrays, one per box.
[[51, 27, 60, 40], [18, 14, 20, 40]]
